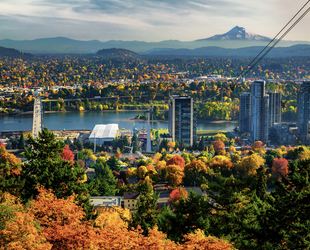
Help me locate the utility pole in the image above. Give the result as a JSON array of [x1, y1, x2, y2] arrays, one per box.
[[94, 132, 96, 154]]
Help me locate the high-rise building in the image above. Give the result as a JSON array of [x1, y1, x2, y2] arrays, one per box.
[[268, 90, 282, 127], [297, 81, 310, 135], [251, 80, 269, 142], [168, 95, 197, 146], [239, 92, 251, 134]]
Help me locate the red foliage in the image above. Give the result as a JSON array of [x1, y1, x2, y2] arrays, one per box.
[[251, 141, 265, 151], [235, 137, 242, 145], [166, 155, 185, 169], [61, 145, 74, 165], [273, 157, 289, 180], [212, 141, 225, 152]]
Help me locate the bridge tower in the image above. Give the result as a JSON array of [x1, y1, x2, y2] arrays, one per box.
[[32, 97, 43, 138]]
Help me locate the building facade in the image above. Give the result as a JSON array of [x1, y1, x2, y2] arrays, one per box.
[[251, 80, 269, 142], [168, 95, 197, 146], [268, 90, 282, 127], [239, 92, 251, 134], [298, 81, 310, 135]]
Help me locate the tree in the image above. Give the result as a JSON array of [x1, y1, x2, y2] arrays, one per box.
[[0, 147, 23, 197], [272, 157, 288, 180], [106, 155, 121, 172], [166, 164, 184, 186], [166, 155, 185, 169], [168, 186, 188, 205], [251, 141, 265, 151], [88, 163, 117, 196], [132, 134, 139, 153], [235, 153, 265, 178], [158, 191, 211, 243], [129, 181, 160, 236], [212, 140, 225, 153], [214, 133, 228, 143], [183, 160, 208, 186], [18, 133, 25, 150], [61, 145, 74, 164], [198, 136, 205, 151], [20, 128, 92, 218]]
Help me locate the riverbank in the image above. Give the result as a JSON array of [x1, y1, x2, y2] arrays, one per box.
[[122, 118, 168, 123], [19, 109, 148, 115]]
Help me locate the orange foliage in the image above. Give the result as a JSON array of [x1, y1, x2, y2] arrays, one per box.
[[0, 212, 52, 250], [251, 141, 265, 151], [212, 141, 225, 153], [166, 155, 185, 169], [61, 145, 75, 165]]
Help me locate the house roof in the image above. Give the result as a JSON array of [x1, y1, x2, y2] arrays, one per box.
[[184, 187, 204, 196], [124, 192, 140, 199]]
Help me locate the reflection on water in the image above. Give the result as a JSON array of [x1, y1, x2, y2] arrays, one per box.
[[0, 111, 238, 132]]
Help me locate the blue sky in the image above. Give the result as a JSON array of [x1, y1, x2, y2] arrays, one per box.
[[0, 0, 309, 41]]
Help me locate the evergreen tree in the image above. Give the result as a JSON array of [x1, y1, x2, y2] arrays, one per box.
[[129, 181, 159, 236], [158, 191, 211, 243], [198, 136, 205, 151], [88, 163, 117, 196], [132, 134, 139, 153], [106, 155, 121, 172], [18, 133, 25, 150], [20, 128, 93, 219]]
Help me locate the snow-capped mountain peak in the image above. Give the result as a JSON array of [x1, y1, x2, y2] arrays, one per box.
[[197, 26, 270, 41]]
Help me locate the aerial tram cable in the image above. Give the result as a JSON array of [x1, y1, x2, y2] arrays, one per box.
[[229, 0, 310, 91]]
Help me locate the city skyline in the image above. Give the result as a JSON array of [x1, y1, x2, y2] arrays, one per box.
[[1, 0, 310, 42]]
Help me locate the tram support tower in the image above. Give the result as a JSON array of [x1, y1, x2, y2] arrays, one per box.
[[32, 97, 43, 138]]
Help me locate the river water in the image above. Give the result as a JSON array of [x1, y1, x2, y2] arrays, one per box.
[[0, 111, 238, 132]]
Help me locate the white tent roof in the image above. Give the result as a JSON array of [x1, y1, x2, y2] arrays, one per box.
[[89, 124, 119, 140]]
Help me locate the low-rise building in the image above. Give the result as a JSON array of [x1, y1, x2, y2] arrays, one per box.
[[90, 196, 122, 209], [123, 192, 140, 211]]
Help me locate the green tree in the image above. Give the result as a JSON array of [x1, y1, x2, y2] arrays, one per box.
[[87, 163, 117, 196], [20, 128, 93, 218], [132, 134, 139, 153], [198, 136, 205, 151], [106, 155, 121, 172], [129, 181, 159, 236], [18, 133, 25, 150], [158, 191, 211, 243]]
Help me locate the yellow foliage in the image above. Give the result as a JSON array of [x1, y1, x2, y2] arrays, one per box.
[[235, 153, 265, 178], [153, 153, 162, 165], [126, 167, 138, 177]]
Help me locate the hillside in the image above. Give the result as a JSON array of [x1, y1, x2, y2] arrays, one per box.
[[0, 46, 33, 58], [96, 48, 138, 57]]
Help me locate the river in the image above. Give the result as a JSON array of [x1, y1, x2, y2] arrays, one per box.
[[0, 111, 238, 132]]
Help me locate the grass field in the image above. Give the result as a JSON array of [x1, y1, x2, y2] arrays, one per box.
[[196, 130, 232, 137]]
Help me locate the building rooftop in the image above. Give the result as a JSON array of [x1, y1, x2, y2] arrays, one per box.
[[89, 124, 119, 140], [124, 192, 140, 200]]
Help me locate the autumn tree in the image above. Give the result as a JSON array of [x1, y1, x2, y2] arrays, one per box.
[[183, 160, 208, 186], [0, 147, 23, 197], [235, 153, 265, 178], [168, 186, 188, 205], [166, 155, 185, 169], [272, 157, 288, 180], [212, 140, 225, 153], [166, 164, 184, 186], [251, 141, 265, 152], [61, 145, 74, 164]]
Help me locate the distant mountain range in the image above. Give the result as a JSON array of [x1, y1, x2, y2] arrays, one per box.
[[142, 44, 310, 57], [0, 26, 309, 55]]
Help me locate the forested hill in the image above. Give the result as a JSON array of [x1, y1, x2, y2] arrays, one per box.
[[0, 46, 33, 58], [96, 48, 138, 57]]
